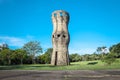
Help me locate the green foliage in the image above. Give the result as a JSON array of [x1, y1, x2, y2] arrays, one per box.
[[1, 42, 120, 66], [0, 48, 29, 65], [96, 46, 106, 54], [12, 49, 27, 64], [0, 49, 12, 65], [22, 41, 42, 64], [103, 53, 116, 65], [38, 48, 52, 64], [96, 46, 108, 62], [69, 53, 82, 62], [89, 53, 101, 60], [0, 43, 9, 51], [109, 43, 120, 58], [70, 53, 102, 62], [82, 54, 91, 61], [0, 59, 120, 70]]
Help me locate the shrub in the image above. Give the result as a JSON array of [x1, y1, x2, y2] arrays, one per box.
[[103, 53, 116, 65]]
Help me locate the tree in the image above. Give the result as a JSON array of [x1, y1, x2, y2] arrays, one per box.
[[109, 43, 120, 58], [0, 49, 12, 65], [69, 53, 82, 62], [96, 46, 107, 60], [43, 48, 52, 64], [96, 46, 107, 54], [82, 54, 90, 61], [13, 49, 27, 64], [90, 53, 101, 60], [38, 48, 53, 64], [0, 51, 4, 65], [103, 53, 116, 65], [23, 41, 42, 64], [0, 43, 8, 51]]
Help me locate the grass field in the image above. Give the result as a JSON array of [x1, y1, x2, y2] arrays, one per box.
[[0, 59, 120, 70]]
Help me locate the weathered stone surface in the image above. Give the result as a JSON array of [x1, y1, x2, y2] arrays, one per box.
[[51, 10, 70, 65]]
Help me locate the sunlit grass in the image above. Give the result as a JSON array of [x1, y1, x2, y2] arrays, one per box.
[[0, 59, 120, 70]]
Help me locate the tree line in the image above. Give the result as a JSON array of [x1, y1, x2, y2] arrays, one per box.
[[0, 41, 42, 65], [70, 44, 120, 65], [0, 41, 120, 65]]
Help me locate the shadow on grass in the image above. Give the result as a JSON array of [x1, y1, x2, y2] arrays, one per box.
[[87, 62, 98, 65], [0, 65, 22, 70], [0, 64, 56, 70]]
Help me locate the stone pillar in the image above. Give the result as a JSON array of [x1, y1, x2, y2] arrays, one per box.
[[51, 10, 70, 66]]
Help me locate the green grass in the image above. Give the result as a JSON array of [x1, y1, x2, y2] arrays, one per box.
[[0, 59, 120, 70]]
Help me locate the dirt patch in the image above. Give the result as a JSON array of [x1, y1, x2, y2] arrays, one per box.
[[0, 70, 120, 80]]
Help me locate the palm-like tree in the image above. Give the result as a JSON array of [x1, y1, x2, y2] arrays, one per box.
[[96, 46, 107, 60]]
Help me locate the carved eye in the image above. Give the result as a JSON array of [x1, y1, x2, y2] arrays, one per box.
[[53, 35, 54, 38], [57, 34, 60, 37], [63, 35, 66, 38]]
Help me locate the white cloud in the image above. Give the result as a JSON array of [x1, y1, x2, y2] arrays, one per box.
[[69, 48, 96, 55], [79, 48, 96, 54], [0, 35, 52, 50], [0, 36, 27, 47], [26, 35, 35, 40]]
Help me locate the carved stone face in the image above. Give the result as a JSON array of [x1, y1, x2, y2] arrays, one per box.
[[51, 10, 70, 66], [52, 32, 69, 46]]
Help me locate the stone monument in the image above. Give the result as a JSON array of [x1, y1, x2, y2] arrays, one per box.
[[51, 10, 70, 65]]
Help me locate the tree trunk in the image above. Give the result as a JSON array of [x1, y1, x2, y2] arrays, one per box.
[[21, 58, 23, 65], [32, 56, 36, 64], [8, 59, 11, 65]]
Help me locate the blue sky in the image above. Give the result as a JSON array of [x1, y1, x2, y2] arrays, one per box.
[[0, 0, 120, 54]]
